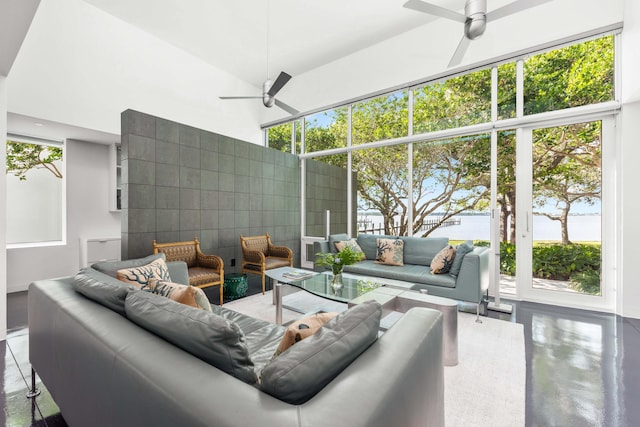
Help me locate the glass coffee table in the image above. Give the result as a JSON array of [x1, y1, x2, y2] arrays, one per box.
[[265, 267, 383, 324]]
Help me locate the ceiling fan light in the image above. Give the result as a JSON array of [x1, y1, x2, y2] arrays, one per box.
[[465, 15, 486, 39]]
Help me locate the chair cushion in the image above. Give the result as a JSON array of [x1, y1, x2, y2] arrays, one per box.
[[147, 278, 211, 311], [265, 257, 291, 269], [260, 300, 382, 404], [125, 291, 257, 385], [187, 267, 221, 287], [116, 257, 172, 288]]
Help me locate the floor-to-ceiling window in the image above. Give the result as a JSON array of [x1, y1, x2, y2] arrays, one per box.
[[265, 32, 618, 311]]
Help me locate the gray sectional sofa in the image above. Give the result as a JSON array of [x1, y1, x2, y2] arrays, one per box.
[[315, 233, 490, 313], [28, 255, 445, 427]]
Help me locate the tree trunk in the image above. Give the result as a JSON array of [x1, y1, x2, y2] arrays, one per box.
[[560, 207, 571, 245], [506, 192, 517, 244]]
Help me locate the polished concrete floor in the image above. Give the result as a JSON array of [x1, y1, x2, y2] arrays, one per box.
[[4, 285, 640, 426]]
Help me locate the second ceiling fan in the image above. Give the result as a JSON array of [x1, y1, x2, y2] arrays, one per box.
[[403, 0, 552, 67]]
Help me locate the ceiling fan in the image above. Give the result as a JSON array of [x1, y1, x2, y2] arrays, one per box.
[[403, 0, 552, 67], [220, 71, 298, 115]]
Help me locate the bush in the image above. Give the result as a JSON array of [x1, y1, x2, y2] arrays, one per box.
[[570, 270, 601, 295]]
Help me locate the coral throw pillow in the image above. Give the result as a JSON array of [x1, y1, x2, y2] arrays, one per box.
[[273, 312, 339, 358], [116, 257, 171, 289], [334, 239, 366, 260], [431, 245, 457, 274], [375, 238, 404, 266], [147, 278, 212, 311]]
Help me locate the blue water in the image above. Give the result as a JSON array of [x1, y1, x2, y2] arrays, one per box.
[[359, 215, 601, 242]]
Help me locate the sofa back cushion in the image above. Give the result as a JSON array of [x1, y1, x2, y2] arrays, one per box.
[[449, 240, 474, 277], [92, 253, 167, 278], [401, 236, 449, 266], [260, 300, 382, 404], [72, 268, 134, 316], [125, 291, 257, 385]]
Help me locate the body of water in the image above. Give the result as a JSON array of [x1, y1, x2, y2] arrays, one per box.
[[358, 214, 601, 242]]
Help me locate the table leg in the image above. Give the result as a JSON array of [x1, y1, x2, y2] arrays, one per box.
[[275, 281, 283, 325]]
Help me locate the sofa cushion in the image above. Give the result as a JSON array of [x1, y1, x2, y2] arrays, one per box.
[[328, 233, 350, 254], [125, 291, 257, 385], [147, 278, 211, 311], [334, 239, 366, 260], [92, 253, 166, 278], [72, 267, 134, 316], [274, 312, 339, 357], [343, 261, 457, 288], [401, 236, 449, 266], [376, 238, 404, 266], [116, 257, 172, 288], [431, 245, 456, 274], [449, 241, 474, 277], [260, 300, 382, 404]]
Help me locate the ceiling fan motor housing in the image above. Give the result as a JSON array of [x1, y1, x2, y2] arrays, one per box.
[[262, 79, 275, 108], [464, 0, 487, 39]]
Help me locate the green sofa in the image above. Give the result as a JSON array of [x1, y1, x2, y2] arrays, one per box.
[[314, 233, 490, 314]]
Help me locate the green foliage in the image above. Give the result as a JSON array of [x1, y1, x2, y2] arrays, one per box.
[[315, 246, 363, 275], [6, 140, 63, 180], [570, 270, 601, 295]]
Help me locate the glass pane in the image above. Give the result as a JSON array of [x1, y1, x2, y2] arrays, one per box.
[[531, 121, 602, 295], [305, 155, 350, 237], [6, 140, 64, 244], [497, 130, 517, 294], [498, 63, 517, 120], [412, 134, 491, 242], [524, 35, 614, 115], [304, 107, 348, 153], [352, 90, 408, 145], [413, 69, 491, 134], [354, 145, 408, 236], [267, 122, 292, 153], [293, 119, 302, 155]]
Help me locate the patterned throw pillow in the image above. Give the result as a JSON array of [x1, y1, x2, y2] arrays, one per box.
[[431, 245, 457, 274], [334, 239, 366, 260], [147, 278, 212, 311], [274, 312, 338, 358], [375, 238, 404, 266], [116, 257, 171, 289]]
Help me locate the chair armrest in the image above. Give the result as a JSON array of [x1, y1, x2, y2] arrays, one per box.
[[269, 244, 292, 259], [197, 253, 223, 271], [243, 250, 266, 265]]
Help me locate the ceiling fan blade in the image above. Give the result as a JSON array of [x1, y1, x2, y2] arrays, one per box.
[[486, 0, 552, 22], [274, 99, 299, 115], [403, 0, 466, 23], [448, 35, 471, 68], [219, 96, 262, 100], [267, 71, 292, 97]]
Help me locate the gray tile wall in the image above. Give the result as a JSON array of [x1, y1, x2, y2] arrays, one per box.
[[121, 110, 350, 272]]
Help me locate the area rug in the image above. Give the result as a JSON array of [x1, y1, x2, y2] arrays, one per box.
[[224, 291, 526, 426]]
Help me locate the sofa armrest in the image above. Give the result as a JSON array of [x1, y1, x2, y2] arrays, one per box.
[[167, 261, 189, 286], [454, 246, 490, 303]]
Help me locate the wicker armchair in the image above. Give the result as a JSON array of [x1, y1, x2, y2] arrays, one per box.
[[240, 233, 293, 294], [152, 238, 225, 305]]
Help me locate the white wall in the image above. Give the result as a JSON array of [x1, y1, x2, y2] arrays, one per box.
[[619, 0, 640, 318], [7, 139, 120, 292], [7, 0, 264, 145], [1, 76, 8, 340]]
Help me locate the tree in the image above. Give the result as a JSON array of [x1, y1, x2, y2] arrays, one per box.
[[6, 140, 63, 180]]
